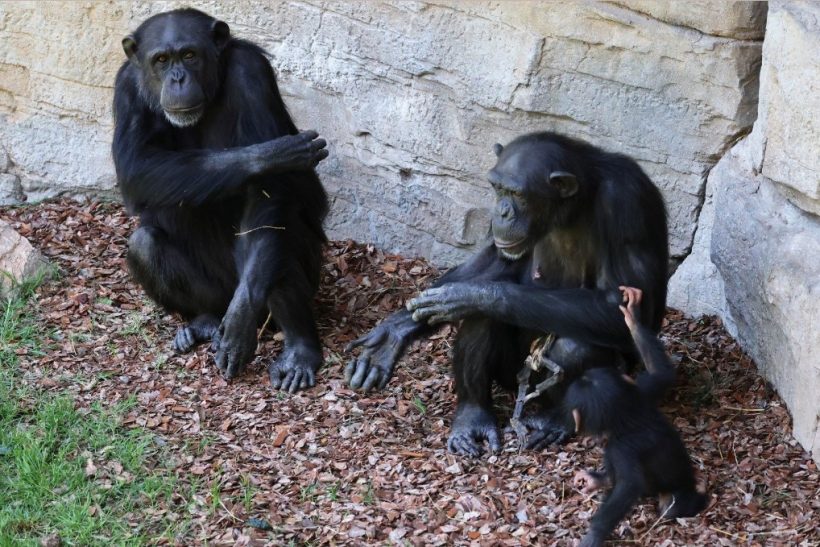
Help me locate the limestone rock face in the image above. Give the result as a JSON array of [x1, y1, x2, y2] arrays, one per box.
[[753, 1, 820, 216], [711, 140, 820, 464], [674, 1, 820, 463], [0, 1, 764, 264], [0, 220, 48, 294]]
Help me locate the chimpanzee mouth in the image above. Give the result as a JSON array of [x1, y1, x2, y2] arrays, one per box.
[[495, 238, 529, 260], [164, 105, 204, 128]]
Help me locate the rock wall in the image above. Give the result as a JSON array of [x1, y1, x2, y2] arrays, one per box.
[[671, 1, 820, 463], [0, 1, 764, 263]]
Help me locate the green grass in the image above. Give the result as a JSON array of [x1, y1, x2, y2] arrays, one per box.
[[0, 276, 188, 545]]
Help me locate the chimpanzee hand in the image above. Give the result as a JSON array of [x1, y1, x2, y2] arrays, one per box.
[[269, 344, 321, 393], [345, 312, 417, 390], [211, 304, 258, 380], [173, 314, 219, 354], [407, 283, 501, 325], [521, 409, 573, 449], [250, 130, 328, 174], [618, 285, 642, 332], [447, 403, 502, 457], [573, 469, 608, 494]]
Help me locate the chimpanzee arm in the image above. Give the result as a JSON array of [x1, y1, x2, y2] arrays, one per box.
[[581, 453, 645, 547], [407, 242, 667, 352], [631, 323, 675, 404], [620, 286, 675, 402], [346, 245, 519, 390], [112, 66, 327, 212], [409, 283, 635, 351]]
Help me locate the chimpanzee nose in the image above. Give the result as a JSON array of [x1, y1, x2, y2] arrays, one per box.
[[170, 68, 185, 84], [499, 200, 513, 220]]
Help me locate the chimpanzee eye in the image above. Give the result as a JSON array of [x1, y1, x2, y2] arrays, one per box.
[[183, 51, 195, 60], [155, 54, 168, 64]]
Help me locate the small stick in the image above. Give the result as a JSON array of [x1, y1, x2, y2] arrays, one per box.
[[258, 312, 273, 340], [510, 365, 532, 446], [235, 225, 286, 236], [640, 496, 675, 540], [723, 405, 765, 413]]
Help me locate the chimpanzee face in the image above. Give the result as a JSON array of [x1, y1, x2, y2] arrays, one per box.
[[122, 13, 230, 127], [487, 140, 580, 260]]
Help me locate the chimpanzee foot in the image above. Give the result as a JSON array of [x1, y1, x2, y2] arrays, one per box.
[[212, 311, 258, 379], [447, 404, 502, 457], [269, 344, 321, 393], [173, 314, 220, 353], [573, 469, 608, 494], [523, 410, 573, 450]]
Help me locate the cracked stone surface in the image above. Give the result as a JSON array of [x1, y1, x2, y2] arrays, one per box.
[[672, 1, 820, 463], [0, 1, 764, 264]]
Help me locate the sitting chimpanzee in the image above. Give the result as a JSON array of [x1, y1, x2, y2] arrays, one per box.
[[113, 9, 329, 392], [346, 132, 669, 455], [569, 287, 707, 547]]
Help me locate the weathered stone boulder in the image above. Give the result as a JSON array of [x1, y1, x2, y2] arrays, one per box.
[[0, 1, 764, 264], [0, 220, 48, 294], [751, 1, 820, 216], [673, 1, 820, 463], [711, 140, 820, 464]]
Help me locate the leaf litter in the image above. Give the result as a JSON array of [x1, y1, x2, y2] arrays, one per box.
[[2, 200, 818, 545]]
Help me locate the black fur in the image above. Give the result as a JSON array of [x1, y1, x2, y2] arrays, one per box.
[[348, 132, 670, 456], [567, 367, 707, 547], [113, 8, 329, 392]]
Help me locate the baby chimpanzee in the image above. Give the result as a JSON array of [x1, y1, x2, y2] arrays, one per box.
[[568, 287, 707, 547]]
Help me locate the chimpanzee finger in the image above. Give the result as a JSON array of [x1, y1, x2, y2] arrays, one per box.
[[525, 426, 567, 450], [269, 367, 283, 389], [406, 290, 442, 312], [311, 138, 327, 151], [311, 149, 329, 167], [343, 360, 356, 383], [301, 370, 314, 389], [300, 129, 319, 141], [173, 328, 193, 353], [410, 307, 440, 323], [227, 355, 242, 380], [279, 370, 295, 392], [345, 329, 386, 352], [348, 349, 375, 388], [360, 367, 382, 391], [376, 345, 402, 389], [449, 435, 481, 457], [211, 328, 222, 351], [286, 371, 302, 394], [486, 429, 502, 453]]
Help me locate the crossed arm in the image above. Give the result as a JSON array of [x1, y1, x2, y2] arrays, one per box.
[[346, 246, 660, 391]]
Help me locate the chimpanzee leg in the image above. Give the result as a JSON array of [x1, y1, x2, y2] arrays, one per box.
[[127, 226, 235, 351], [448, 318, 528, 457], [213, 190, 323, 388], [267, 269, 322, 393], [524, 337, 617, 450]]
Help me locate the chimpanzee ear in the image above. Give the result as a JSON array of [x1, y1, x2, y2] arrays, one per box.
[[212, 20, 231, 51], [122, 35, 139, 64], [549, 170, 578, 198], [492, 143, 504, 157], [572, 408, 582, 433]]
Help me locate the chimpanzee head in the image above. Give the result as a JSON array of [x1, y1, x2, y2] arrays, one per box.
[[122, 9, 230, 127], [564, 367, 639, 436], [487, 133, 585, 260]]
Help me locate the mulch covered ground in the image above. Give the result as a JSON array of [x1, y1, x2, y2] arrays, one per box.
[[3, 200, 819, 546]]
